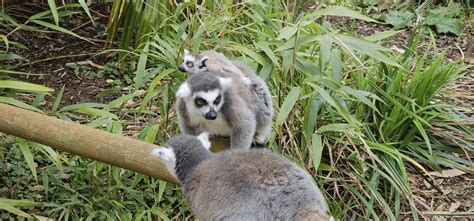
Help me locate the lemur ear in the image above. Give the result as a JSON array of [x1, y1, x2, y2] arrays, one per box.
[[197, 132, 211, 150], [200, 56, 209, 68], [218, 77, 232, 91], [176, 82, 191, 97], [183, 49, 190, 56]]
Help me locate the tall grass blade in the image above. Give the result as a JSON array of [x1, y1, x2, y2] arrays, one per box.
[[275, 87, 300, 126], [47, 0, 59, 25], [17, 140, 38, 182]]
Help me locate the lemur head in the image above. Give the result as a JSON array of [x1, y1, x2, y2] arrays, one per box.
[[178, 49, 209, 74], [151, 132, 212, 182], [176, 72, 232, 120]]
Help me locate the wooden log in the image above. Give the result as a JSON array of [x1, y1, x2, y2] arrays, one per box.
[[0, 103, 181, 184]]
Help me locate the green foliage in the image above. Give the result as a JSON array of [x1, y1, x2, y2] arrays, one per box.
[[424, 3, 464, 35], [68, 62, 136, 86], [379, 10, 414, 28], [1, 1, 472, 220], [376, 2, 464, 35], [106, 0, 174, 61]]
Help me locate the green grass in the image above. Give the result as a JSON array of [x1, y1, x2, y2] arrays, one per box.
[[1, 1, 473, 220]]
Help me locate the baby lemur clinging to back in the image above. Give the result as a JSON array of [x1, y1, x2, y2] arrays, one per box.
[[152, 133, 334, 221], [178, 49, 274, 147], [178, 49, 252, 85]]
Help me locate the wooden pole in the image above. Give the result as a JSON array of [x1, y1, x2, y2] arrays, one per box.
[[0, 103, 180, 184]]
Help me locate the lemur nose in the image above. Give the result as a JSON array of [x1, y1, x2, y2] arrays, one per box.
[[178, 65, 186, 72], [205, 110, 217, 120]]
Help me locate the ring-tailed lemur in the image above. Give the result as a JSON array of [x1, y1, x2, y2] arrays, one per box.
[[178, 49, 273, 147], [176, 72, 255, 149], [151, 133, 334, 221], [178, 49, 252, 86]]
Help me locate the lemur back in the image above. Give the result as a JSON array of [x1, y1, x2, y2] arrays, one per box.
[[153, 133, 333, 221]]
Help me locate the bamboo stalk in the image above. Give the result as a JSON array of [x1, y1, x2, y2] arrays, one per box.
[[0, 103, 179, 184]]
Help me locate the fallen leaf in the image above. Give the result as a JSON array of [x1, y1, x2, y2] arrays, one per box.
[[448, 202, 461, 212], [86, 60, 104, 69], [390, 45, 405, 54], [33, 215, 54, 221], [427, 169, 466, 178]]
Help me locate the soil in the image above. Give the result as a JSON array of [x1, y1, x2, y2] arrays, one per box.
[[1, 2, 473, 218], [1, 3, 120, 109]]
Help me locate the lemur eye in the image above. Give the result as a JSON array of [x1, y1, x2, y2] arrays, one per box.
[[186, 61, 194, 68], [195, 98, 206, 107], [214, 95, 221, 105]]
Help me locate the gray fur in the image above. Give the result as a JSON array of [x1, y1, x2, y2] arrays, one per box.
[[162, 134, 333, 221], [232, 61, 274, 145], [176, 72, 256, 149], [179, 49, 251, 86], [179, 49, 274, 146]]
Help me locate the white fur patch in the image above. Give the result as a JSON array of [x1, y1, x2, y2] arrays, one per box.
[[197, 114, 232, 137], [176, 82, 191, 97], [197, 132, 211, 150], [241, 76, 252, 86], [151, 147, 177, 179], [183, 49, 190, 56], [183, 54, 196, 63], [218, 77, 232, 90]]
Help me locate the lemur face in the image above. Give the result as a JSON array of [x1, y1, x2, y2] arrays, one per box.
[[176, 76, 232, 121], [193, 89, 223, 120], [179, 49, 209, 74]]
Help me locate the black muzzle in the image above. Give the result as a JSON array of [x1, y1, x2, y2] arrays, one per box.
[[204, 109, 217, 120]]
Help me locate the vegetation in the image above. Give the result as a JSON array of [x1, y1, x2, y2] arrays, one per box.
[[1, 0, 472, 220]]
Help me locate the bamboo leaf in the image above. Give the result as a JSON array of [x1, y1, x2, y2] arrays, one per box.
[[257, 42, 280, 68], [134, 42, 150, 89], [78, 0, 95, 25], [311, 134, 323, 171], [335, 34, 401, 67], [0, 11, 20, 26], [275, 87, 300, 126], [413, 119, 432, 155], [0, 202, 32, 218], [74, 107, 118, 119], [231, 45, 268, 66], [0, 97, 43, 113], [47, 0, 59, 25], [17, 140, 38, 182], [277, 26, 298, 40], [317, 123, 357, 134], [363, 30, 404, 42], [0, 80, 53, 92], [60, 103, 105, 112], [309, 6, 378, 23], [31, 20, 92, 43], [51, 85, 65, 113], [0, 53, 22, 61]]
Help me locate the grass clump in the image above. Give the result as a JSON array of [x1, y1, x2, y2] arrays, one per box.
[[1, 1, 472, 220]]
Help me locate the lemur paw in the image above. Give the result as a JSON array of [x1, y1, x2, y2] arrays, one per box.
[[151, 148, 175, 162], [197, 132, 211, 150]]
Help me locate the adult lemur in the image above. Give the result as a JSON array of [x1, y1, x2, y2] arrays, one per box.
[[178, 49, 273, 148], [152, 133, 334, 221], [176, 72, 256, 149]]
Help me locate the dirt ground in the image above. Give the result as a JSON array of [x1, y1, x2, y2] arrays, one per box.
[[3, 4, 118, 107], [1, 3, 473, 218]]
